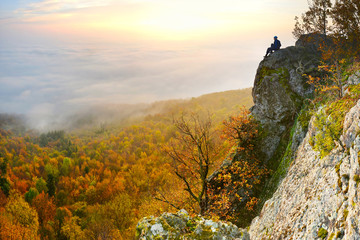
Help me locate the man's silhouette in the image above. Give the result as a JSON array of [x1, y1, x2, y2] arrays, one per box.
[[265, 36, 281, 57]]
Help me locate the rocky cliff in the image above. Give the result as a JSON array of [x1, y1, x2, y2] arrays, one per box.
[[135, 35, 360, 239], [249, 82, 360, 239], [247, 35, 360, 239], [251, 36, 320, 164], [207, 35, 322, 227]]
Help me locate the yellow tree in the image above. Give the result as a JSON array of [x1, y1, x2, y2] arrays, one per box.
[[61, 216, 86, 240], [163, 112, 227, 215], [1, 193, 40, 240]]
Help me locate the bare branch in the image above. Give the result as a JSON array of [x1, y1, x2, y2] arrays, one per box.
[[153, 191, 181, 211]]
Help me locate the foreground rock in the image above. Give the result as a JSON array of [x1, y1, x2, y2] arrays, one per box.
[[135, 209, 249, 240]]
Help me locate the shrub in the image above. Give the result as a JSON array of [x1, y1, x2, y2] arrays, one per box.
[[318, 228, 328, 239]]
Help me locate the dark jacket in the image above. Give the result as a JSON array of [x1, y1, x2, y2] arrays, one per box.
[[274, 39, 281, 49]]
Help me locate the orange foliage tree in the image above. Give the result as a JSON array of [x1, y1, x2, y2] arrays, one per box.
[[32, 192, 56, 239], [0, 193, 40, 240], [208, 107, 268, 221], [306, 34, 356, 104], [306, 59, 346, 102]]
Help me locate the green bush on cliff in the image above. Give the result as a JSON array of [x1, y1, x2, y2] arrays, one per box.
[[298, 103, 314, 130], [318, 228, 328, 239], [310, 82, 360, 158]]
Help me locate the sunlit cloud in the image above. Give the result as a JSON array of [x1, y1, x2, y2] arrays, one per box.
[[7, 0, 303, 41], [17, 0, 112, 15]]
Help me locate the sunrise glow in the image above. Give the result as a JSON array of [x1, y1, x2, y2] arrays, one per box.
[[0, 0, 308, 114], [4, 0, 303, 41]]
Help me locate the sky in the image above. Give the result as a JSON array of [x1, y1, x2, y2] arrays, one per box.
[[0, 0, 309, 127]]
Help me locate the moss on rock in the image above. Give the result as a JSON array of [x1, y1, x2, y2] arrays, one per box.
[[318, 228, 328, 239], [135, 209, 249, 240]]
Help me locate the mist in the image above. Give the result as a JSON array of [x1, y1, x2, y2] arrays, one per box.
[[0, 39, 261, 131]]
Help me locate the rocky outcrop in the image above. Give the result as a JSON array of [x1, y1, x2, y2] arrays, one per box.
[[207, 35, 323, 227], [251, 40, 320, 163], [135, 209, 249, 240], [249, 96, 360, 239]]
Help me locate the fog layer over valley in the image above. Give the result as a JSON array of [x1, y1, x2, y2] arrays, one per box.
[[0, 88, 252, 133]]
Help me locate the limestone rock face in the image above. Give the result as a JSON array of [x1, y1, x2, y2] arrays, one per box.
[[249, 99, 360, 239], [251, 44, 320, 162], [135, 209, 250, 240], [348, 71, 360, 86], [207, 40, 322, 227]]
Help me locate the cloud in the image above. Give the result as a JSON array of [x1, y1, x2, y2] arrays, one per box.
[[19, 90, 32, 99], [17, 0, 112, 15], [0, 39, 259, 116], [7, 0, 302, 37]]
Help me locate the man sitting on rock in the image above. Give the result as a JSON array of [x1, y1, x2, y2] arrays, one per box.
[[265, 36, 281, 57]]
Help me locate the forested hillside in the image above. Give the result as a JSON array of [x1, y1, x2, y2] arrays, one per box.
[[0, 88, 252, 239]]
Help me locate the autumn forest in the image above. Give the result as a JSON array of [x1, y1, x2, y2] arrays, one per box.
[[0, 89, 254, 239]]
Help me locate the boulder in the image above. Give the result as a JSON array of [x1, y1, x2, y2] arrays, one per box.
[[135, 209, 250, 240]]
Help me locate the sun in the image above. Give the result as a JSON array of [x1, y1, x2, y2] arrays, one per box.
[[85, 11, 223, 41]]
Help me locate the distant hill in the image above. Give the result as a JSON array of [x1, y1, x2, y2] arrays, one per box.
[[0, 113, 27, 134], [0, 88, 252, 134], [29, 88, 253, 133]]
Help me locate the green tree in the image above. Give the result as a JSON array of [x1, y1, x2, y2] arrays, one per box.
[[24, 187, 39, 204], [293, 0, 332, 38], [54, 207, 71, 240], [46, 173, 56, 197], [36, 178, 48, 194], [45, 162, 59, 177], [0, 153, 10, 196], [331, 0, 360, 56], [0, 178, 10, 197], [60, 157, 72, 176]]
